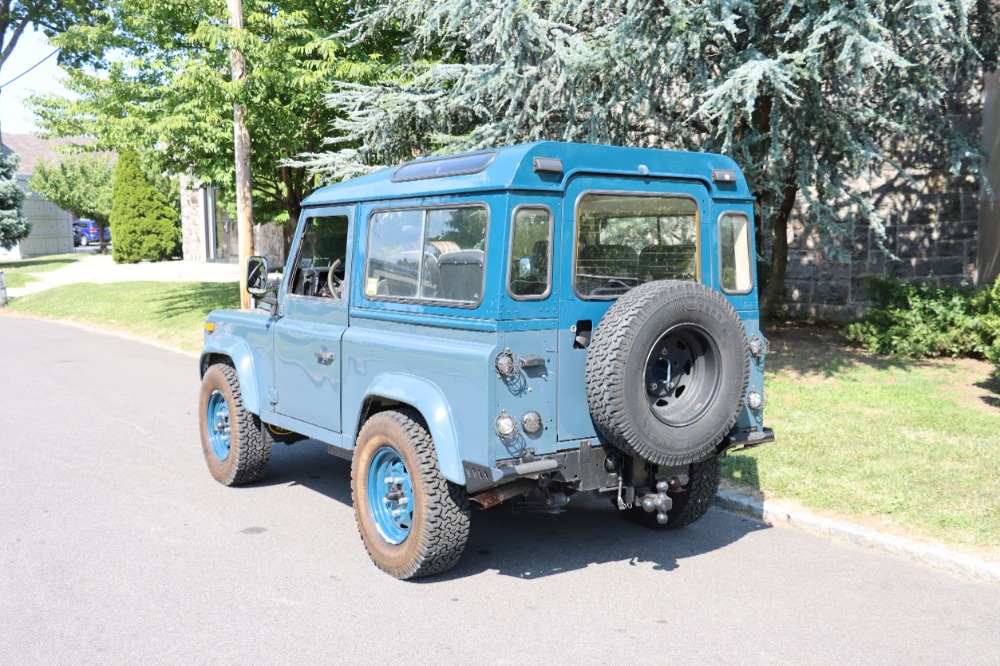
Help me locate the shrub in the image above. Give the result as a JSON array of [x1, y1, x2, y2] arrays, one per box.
[[846, 277, 1000, 365], [109, 151, 180, 263], [0, 154, 28, 250]]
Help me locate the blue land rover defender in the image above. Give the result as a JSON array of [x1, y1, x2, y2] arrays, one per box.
[[198, 142, 774, 579]]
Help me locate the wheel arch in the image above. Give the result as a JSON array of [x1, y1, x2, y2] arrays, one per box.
[[352, 374, 466, 485], [200, 335, 262, 416]]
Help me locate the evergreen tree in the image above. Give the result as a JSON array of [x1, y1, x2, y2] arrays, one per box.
[[109, 151, 180, 263], [0, 154, 28, 250], [307, 0, 998, 321]]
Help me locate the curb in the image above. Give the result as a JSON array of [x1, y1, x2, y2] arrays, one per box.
[[715, 489, 1000, 585]]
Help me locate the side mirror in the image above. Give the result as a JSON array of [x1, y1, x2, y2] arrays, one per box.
[[247, 256, 268, 295]]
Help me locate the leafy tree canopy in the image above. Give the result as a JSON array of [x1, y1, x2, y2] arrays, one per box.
[[0, 1, 101, 71], [306, 0, 999, 320], [30, 153, 113, 251], [0, 153, 27, 249], [30, 0, 397, 234]]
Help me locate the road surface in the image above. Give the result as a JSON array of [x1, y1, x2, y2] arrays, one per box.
[[1, 316, 997, 664]]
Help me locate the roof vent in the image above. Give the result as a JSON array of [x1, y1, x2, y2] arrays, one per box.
[[533, 157, 563, 174]]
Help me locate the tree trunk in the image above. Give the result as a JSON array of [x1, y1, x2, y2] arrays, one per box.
[[760, 182, 798, 326]]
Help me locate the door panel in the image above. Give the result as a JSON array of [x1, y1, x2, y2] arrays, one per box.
[[272, 207, 354, 433], [556, 176, 711, 441]]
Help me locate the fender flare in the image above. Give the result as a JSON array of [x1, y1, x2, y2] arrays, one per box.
[[359, 373, 466, 485], [200, 335, 262, 416]]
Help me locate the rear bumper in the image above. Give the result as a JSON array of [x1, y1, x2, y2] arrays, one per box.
[[720, 427, 775, 453]]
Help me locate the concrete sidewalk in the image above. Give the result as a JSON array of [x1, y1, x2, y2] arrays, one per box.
[[6, 254, 240, 299]]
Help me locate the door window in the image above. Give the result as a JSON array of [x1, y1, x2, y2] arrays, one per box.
[[575, 193, 698, 299], [288, 214, 350, 299]]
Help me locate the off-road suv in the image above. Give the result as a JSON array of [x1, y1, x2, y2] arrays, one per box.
[[198, 142, 774, 579]]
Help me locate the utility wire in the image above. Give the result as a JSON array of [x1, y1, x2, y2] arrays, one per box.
[[0, 49, 59, 90]]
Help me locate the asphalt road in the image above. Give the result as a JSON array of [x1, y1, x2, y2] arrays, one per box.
[[1, 316, 997, 665]]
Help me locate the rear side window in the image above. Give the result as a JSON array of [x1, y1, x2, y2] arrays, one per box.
[[719, 212, 752, 293], [365, 205, 488, 306], [575, 193, 698, 299], [508, 206, 552, 300]]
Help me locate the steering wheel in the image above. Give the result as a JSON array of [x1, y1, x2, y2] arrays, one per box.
[[327, 257, 345, 292]]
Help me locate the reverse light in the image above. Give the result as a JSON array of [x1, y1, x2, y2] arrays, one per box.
[[747, 388, 764, 412], [494, 412, 518, 440], [521, 411, 542, 434]]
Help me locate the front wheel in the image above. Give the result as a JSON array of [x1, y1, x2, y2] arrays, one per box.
[[198, 363, 271, 485], [351, 410, 470, 579]]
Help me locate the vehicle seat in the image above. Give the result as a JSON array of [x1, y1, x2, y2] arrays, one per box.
[[639, 243, 696, 281], [438, 250, 484, 302]]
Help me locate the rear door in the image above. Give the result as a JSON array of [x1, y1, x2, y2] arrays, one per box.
[[271, 206, 354, 433], [556, 176, 711, 441]]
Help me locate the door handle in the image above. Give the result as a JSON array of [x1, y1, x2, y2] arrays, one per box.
[[314, 350, 335, 365]]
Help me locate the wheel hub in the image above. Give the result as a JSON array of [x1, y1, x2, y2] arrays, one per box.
[[367, 447, 414, 544], [206, 390, 232, 460], [643, 327, 721, 428]]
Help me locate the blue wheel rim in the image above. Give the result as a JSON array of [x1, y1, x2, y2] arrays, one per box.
[[367, 446, 414, 544], [206, 389, 231, 461]]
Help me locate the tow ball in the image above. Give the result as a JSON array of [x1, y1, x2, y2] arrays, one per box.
[[638, 475, 689, 524]]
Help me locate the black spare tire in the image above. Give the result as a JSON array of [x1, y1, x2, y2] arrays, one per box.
[[586, 280, 749, 466]]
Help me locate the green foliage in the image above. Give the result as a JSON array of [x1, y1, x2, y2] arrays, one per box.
[[306, 1, 997, 319], [0, 154, 29, 250], [0, 2, 103, 72], [846, 277, 1000, 363], [32, 0, 395, 226], [30, 155, 114, 248], [109, 152, 180, 263]]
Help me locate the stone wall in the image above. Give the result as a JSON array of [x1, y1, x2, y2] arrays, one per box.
[[783, 169, 981, 321], [779, 82, 992, 321]]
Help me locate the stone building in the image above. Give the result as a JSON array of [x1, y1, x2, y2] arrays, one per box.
[[178, 174, 285, 266], [781, 71, 1000, 321]]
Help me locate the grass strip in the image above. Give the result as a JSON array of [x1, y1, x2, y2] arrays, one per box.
[[725, 326, 1000, 555], [0, 254, 79, 288], [5, 281, 239, 351]]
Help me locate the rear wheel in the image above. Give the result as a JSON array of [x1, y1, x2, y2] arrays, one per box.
[[198, 363, 271, 485], [624, 455, 723, 529], [351, 410, 470, 579]]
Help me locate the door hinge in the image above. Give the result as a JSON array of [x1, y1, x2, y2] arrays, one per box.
[[267, 388, 278, 405]]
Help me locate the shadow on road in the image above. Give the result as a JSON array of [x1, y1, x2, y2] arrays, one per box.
[[260, 439, 769, 581]]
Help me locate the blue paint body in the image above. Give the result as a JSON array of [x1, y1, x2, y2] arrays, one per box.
[[200, 141, 769, 486]]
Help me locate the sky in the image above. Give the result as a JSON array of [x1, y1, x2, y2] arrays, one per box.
[[0, 28, 70, 135]]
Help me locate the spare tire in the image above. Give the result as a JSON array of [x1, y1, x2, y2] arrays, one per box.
[[585, 280, 749, 466]]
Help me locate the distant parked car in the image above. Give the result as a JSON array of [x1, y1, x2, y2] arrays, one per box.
[[73, 220, 111, 246]]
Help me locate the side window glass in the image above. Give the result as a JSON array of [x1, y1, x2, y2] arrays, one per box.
[[365, 205, 488, 306], [424, 207, 486, 303], [289, 214, 349, 299], [720, 212, 752, 293], [365, 209, 424, 298], [508, 206, 552, 299]]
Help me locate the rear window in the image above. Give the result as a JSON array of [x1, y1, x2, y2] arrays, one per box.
[[365, 205, 488, 306], [575, 194, 698, 299]]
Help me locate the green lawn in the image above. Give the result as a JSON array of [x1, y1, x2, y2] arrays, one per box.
[[5, 281, 240, 351], [725, 325, 1000, 556], [0, 254, 79, 288]]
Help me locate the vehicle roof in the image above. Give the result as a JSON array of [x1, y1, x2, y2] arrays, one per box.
[[302, 141, 752, 207]]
